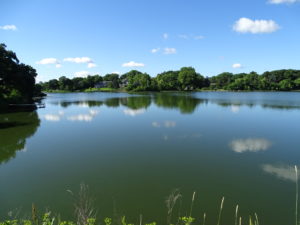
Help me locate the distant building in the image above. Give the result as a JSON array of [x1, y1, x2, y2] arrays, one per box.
[[119, 78, 129, 88], [94, 81, 112, 88]]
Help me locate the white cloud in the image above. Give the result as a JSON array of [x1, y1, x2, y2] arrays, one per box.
[[151, 48, 160, 53], [122, 61, 145, 67], [163, 48, 177, 55], [232, 63, 242, 69], [123, 108, 146, 116], [194, 35, 204, 40], [0, 25, 17, 31], [230, 138, 272, 153], [64, 57, 93, 63], [74, 71, 90, 77], [178, 34, 189, 39], [262, 164, 299, 182], [56, 64, 62, 68], [268, 0, 298, 4], [44, 114, 61, 121], [36, 58, 60, 65], [163, 33, 169, 39], [111, 71, 120, 75], [87, 63, 97, 68], [233, 18, 280, 34]]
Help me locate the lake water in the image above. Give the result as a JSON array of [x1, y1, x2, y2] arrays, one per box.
[[1, 92, 300, 225]]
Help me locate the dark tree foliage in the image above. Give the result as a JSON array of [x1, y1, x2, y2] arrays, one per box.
[[0, 44, 40, 107]]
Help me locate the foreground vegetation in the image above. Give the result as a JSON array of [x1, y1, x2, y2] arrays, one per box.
[[1, 165, 299, 225], [39, 69, 300, 93], [0, 187, 258, 225]]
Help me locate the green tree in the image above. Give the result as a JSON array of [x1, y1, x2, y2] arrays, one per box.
[[0, 43, 39, 106], [156, 70, 179, 90], [178, 67, 203, 90]]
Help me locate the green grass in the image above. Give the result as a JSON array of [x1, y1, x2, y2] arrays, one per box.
[[84, 87, 119, 92]]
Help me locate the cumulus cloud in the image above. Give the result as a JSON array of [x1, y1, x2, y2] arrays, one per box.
[[262, 164, 299, 182], [36, 58, 61, 68], [233, 18, 280, 34], [232, 63, 242, 69], [87, 63, 97, 68], [123, 108, 146, 116], [111, 71, 120, 75], [36, 58, 59, 65], [163, 48, 177, 55], [230, 138, 272, 153], [0, 25, 17, 31], [151, 48, 160, 53], [268, 0, 298, 4], [163, 33, 169, 39], [74, 71, 90, 77], [64, 57, 93, 63], [122, 61, 145, 67]]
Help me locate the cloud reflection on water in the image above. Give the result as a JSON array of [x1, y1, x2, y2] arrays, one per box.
[[230, 138, 271, 153], [262, 164, 299, 182], [67, 109, 99, 122], [231, 105, 240, 113], [44, 114, 61, 121], [123, 108, 146, 116], [152, 121, 176, 128], [44, 109, 99, 122]]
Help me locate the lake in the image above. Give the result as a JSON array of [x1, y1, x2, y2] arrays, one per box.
[[1, 92, 300, 225]]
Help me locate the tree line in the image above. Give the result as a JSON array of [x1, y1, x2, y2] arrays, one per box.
[[1, 42, 300, 111], [40, 68, 300, 92]]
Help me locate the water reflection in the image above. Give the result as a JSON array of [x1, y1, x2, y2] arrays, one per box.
[[262, 164, 298, 182], [230, 105, 240, 113], [123, 108, 146, 116], [49, 92, 300, 116], [0, 112, 40, 164], [44, 114, 61, 121], [50, 94, 203, 114], [152, 121, 176, 128], [230, 138, 272, 153], [154, 94, 203, 114]]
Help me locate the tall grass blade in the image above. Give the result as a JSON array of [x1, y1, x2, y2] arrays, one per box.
[[217, 197, 224, 225], [203, 213, 206, 225], [189, 191, 196, 217], [254, 213, 259, 225], [235, 205, 239, 225]]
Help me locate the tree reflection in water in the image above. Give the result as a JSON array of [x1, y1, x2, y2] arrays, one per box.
[[0, 111, 40, 164]]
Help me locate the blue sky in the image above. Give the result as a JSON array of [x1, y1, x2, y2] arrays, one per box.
[[1, 0, 300, 82]]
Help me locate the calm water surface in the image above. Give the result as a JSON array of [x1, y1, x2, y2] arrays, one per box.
[[1, 92, 300, 225]]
